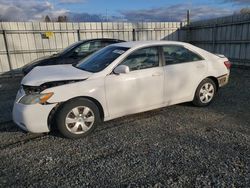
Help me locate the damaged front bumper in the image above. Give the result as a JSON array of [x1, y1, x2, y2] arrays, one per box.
[[12, 88, 57, 133]]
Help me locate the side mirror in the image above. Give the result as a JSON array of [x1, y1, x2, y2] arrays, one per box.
[[114, 65, 130, 74]]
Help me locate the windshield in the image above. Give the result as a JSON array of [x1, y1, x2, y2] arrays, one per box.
[[76, 46, 129, 73]]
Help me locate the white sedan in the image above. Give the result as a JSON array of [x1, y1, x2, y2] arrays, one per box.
[[13, 41, 230, 138]]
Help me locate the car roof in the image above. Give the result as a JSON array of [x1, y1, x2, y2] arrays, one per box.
[[112, 40, 189, 48], [80, 38, 125, 43]]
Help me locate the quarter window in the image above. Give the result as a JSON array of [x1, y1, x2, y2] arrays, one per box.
[[121, 47, 159, 71], [163, 45, 203, 65]]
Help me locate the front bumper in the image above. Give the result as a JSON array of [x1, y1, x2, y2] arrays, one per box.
[[12, 89, 56, 133]]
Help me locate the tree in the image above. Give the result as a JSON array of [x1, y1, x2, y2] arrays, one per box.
[[57, 16, 68, 22], [44, 15, 51, 22], [240, 8, 250, 14]]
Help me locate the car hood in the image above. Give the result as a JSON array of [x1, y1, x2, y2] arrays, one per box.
[[22, 64, 92, 86]]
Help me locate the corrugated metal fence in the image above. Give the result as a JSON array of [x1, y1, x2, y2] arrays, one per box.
[[1, 16, 249, 76], [182, 14, 250, 66], [0, 22, 185, 75]]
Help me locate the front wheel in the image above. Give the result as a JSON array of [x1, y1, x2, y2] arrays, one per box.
[[56, 98, 101, 139], [193, 78, 217, 107]]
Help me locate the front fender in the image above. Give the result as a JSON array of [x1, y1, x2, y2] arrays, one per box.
[[42, 79, 109, 118]]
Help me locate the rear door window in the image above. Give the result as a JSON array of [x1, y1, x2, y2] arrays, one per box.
[[163, 45, 203, 65]]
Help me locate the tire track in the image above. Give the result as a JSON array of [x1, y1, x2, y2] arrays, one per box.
[[0, 133, 47, 150], [0, 121, 47, 150]]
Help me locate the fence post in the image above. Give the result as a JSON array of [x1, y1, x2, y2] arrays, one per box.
[[77, 29, 81, 41], [187, 10, 190, 25], [178, 22, 183, 41], [132, 29, 136, 41], [212, 24, 217, 53], [185, 25, 192, 43], [101, 22, 104, 38], [3, 30, 14, 77]]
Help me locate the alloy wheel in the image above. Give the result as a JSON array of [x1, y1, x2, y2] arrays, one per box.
[[65, 106, 95, 134]]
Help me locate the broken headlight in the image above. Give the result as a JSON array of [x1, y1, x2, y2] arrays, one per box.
[[19, 92, 53, 105]]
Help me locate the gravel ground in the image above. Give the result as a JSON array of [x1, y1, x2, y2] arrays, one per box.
[[0, 68, 249, 187]]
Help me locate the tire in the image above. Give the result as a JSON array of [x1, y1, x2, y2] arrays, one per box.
[[56, 98, 101, 139], [193, 78, 217, 107]]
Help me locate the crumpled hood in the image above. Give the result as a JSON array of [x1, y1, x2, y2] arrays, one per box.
[[22, 64, 92, 86]]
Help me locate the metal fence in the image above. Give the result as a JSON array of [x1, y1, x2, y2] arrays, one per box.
[[0, 22, 185, 75], [1, 15, 249, 76], [182, 14, 250, 66]]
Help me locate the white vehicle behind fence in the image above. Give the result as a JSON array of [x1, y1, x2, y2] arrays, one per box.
[[13, 41, 231, 138]]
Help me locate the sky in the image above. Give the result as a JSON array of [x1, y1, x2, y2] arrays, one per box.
[[0, 0, 249, 22]]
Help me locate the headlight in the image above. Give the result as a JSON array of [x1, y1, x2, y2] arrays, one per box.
[[19, 92, 53, 105]]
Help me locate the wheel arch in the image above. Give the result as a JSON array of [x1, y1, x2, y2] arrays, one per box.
[[206, 76, 219, 91], [47, 96, 105, 131], [192, 76, 219, 101]]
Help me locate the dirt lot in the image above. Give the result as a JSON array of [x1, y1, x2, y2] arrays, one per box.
[[0, 68, 249, 187]]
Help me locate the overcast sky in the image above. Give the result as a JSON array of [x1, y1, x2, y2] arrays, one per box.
[[0, 0, 249, 22]]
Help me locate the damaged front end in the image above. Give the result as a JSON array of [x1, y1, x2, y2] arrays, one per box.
[[13, 64, 92, 133], [22, 79, 86, 94], [19, 79, 85, 105]]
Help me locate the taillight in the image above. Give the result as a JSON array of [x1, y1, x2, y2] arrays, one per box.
[[224, 61, 231, 69]]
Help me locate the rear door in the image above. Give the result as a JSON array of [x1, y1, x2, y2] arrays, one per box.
[[162, 45, 207, 104]]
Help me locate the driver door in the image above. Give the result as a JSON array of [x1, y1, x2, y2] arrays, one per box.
[[105, 46, 164, 118]]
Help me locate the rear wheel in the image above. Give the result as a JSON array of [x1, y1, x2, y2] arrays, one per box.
[[56, 98, 100, 138], [193, 78, 216, 107]]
